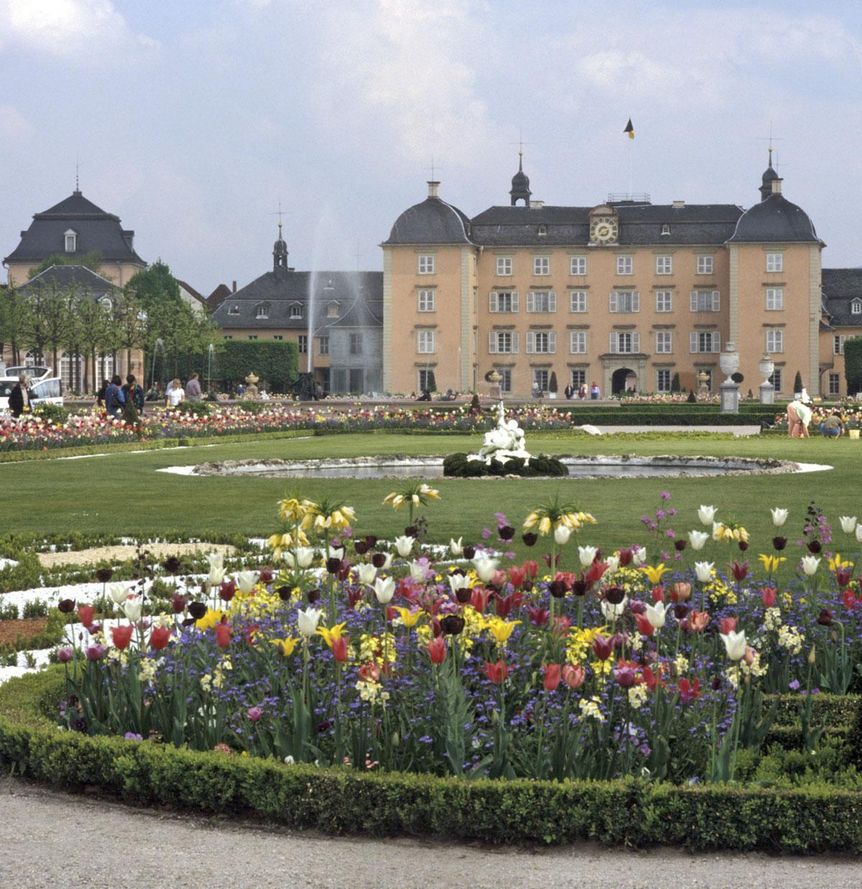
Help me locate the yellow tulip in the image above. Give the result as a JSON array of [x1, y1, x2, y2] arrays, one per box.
[[488, 617, 521, 646], [195, 609, 226, 631], [270, 637, 299, 657], [758, 553, 786, 573], [393, 606, 423, 628], [640, 563, 668, 585], [828, 553, 852, 572], [317, 622, 348, 649]]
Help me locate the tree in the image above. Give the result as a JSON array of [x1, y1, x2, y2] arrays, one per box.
[[793, 370, 804, 394], [67, 294, 113, 392], [0, 287, 26, 365], [671, 372, 681, 393], [126, 260, 182, 314], [844, 337, 862, 396], [111, 289, 146, 382], [548, 371, 558, 394], [17, 280, 73, 372]]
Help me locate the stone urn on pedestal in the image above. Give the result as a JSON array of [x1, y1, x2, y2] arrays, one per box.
[[719, 342, 740, 414], [758, 354, 775, 405], [244, 372, 260, 400]]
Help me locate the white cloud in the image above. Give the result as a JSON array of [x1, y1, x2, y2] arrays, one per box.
[[0, 0, 158, 62]]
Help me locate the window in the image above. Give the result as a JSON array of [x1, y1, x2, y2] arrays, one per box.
[[223, 335, 233, 340], [655, 330, 673, 354], [834, 335, 846, 355], [228, 304, 240, 315], [655, 255, 673, 275], [526, 330, 556, 354], [533, 256, 550, 276], [496, 368, 512, 393], [696, 255, 714, 275], [298, 335, 308, 353], [248, 335, 258, 341], [418, 369, 435, 392], [770, 368, 782, 392], [349, 333, 363, 355], [64, 229, 77, 252], [766, 252, 783, 273], [690, 290, 720, 312], [489, 291, 519, 313], [616, 255, 633, 275], [657, 369, 672, 392], [418, 254, 435, 274], [326, 301, 340, 318], [829, 373, 841, 396], [318, 336, 329, 355], [273, 335, 283, 341], [289, 303, 304, 319], [852, 299, 862, 315], [765, 288, 784, 311], [417, 329, 435, 354], [569, 290, 587, 313], [569, 331, 587, 354], [526, 290, 557, 312], [570, 256, 587, 276], [255, 303, 270, 319], [765, 329, 784, 353], [690, 331, 720, 353], [537, 224, 547, 237], [489, 330, 518, 354], [99, 296, 113, 311], [609, 331, 639, 354], [496, 256, 512, 276], [533, 369, 550, 391], [660, 224, 671, 237], [570, 368, 586, 389], [655, 290, 673, 313], [417, 289, 435, 312], [610, 290, 640, 313]]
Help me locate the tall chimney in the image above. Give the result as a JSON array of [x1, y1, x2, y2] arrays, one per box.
[[771, 178, 783, 195], [427, 180, 440, 198], [232, 280, 237, 293]]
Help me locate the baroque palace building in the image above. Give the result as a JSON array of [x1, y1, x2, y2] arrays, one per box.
[[382, 155, 862, 399]]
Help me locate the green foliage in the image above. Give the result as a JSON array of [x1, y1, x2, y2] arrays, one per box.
[[126, 260, 181, 312], [443, 452, 568, 477], [671, 372, 681, 393], [793, 370, 804, 394], [176, 400, 212, 418], [32, 403, 70, 424], [217, 341, 299, 392], [0, 552, 42, 594], [30, 252, 103, 276], [844, 337, 862, 395]]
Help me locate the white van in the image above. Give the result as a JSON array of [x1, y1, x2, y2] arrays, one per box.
[[0, 366, 64, 413]]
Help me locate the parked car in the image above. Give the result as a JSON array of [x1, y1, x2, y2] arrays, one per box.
[[0, 366, 64, 413]]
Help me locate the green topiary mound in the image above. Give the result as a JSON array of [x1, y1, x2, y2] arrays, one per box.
[[443, 452, 568, 478]]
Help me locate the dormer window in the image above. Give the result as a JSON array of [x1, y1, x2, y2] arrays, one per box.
[[852, 299, 862, 315], [255, 302, 270, 320], [228, 304, 240, 315], [99, 296, 112, 311], [660, 224, 671, 236], [289, 303, 304, 319], [64, 229, 77, 253], [326, 301, 340, 318], [537, 224, 547, 237]]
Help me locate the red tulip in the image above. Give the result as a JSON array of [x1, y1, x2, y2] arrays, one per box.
[[552, 615, 571, 637], [613, 660, 639, 688], [561, 664, 585, 689], [635, 613, 655, 637], [494, 591, 523, 618], [77, 604, 96, 628], [149, 625, 171, 650], [332, 636, 349, 663], [678, 677, 701, 704], [670, 581, 692, 603], [651, 586, 665, 604], [427, 636, 446, 664], [688, 610, 710, 633], [730, 561, 749, 582], [214, 621, 232, 648], [592, 635, 613, 661], [843, 589, 862, 610], [483, 660, 509, 684], [522, 560, 539, 580], [111, 625, 134, 651], [761, 587, 777, 608], [585, 560, 608, 586], [836, 566, 853, 589], [543, 663, 561, 692], [719, 616, 737, 635], [508, 565, 527, 589], [526, 606, 549, 626], [219, 580, 236, 602], [642, 664, 662, 692], [470, 587, 492, 613]]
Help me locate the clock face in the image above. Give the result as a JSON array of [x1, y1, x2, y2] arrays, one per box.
[[592, 217, 618, 243]]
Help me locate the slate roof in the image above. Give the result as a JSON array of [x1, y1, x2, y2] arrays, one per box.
[[212, 270, 383, 330], [821, 268, 862, 327], [383, 196, 473, 245], [207, 284, 232, 311], [4, 190, 146, 265], [470, 203, 743, 247], [16, 264, 121, 297], [727, 193, 821, 244]]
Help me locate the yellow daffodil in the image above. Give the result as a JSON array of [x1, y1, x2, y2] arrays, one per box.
[[758, 553, 786, 573], [487, 617, 521, 646], [270, 637, 299, 657], [640, 563, 668, 585], [317, 622, 348, 650], [392, 606, 424, 628], [828, 553, 853, 572]]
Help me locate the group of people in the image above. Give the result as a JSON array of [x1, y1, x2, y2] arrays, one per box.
[[786, 389, 848, 438], [563, 382, 601, 400], [97, 373, 204, 417]]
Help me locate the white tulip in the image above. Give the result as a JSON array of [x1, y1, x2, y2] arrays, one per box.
[[473, 556, 500, 583], [721, 630, 747, 661], [578, 545, 598, 567], [605, 554, 620, 574], [206, 551, 224, 572], [600, 597, 627, 620], [694, 561, 714, 583], [356, 563, 377, 586], [206, 552, 225, 587], [839, 516, 858, 534], [698, 505, 717, 526], [800, 555, 820, 576], [297, 607, 323, 636], [770, 508, 789, 528], [449, 537, 463, 557], [688, 530, 709, 551], [554, 524, 572, 545], [373, 576, 396, 604], [645, 601, 667, 629], [394, 536, 414, 558], [326, 546, 345, 562], [856, 524, 862, 544], [409, 560, 427, 582], [108, 583, 130, 605], [631, 546, 646, 567], [295, 547, 315, 569], [123, 599, 142, 622], [380, 552, 394, 570], [235, 571, 259, 594], [448, 574, 470, 596]]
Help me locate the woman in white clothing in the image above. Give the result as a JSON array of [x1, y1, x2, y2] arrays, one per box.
[[166, 378, 185, 408]]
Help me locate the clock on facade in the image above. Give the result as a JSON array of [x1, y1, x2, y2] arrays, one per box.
[[591, 217, 618, 243]]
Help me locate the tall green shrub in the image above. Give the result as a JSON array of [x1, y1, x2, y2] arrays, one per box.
[[217, 341, 299, 393], [844, 337, 862, 396]]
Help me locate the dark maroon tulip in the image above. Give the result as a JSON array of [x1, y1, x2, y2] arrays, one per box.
[[440, 614, 465, 636], [364, 535, 378, 548], [163, 556, 182, 575], [571, 579, 587, 597], [498, 524, 515, 541], [259, 567, 274, 584], [605, 586, 626, 605], [808, 540, 822, 554], [674, 539, 687, 552], [592, 635, 613, 661], [404, 525, 418, 538], [371, 552, 386, 568], [307, 588, 322, 604], [219, 580, 236, 602], [711, 676, 722, 691], [95, 567, 113, 583], [354, 540, 369, 555], [171, 594, 187, 614], [326, 557, 342, 574], [521, 533, 538, 547], [455, 587, 471, 604], [276, 586, 292, 602], [673, 603, 690, 620], [548, 580, 567, 599], [58, 598, 76, 614], [772, 536, 787, 551], [738, 540, 749, 552], [817, 609, 834, 626], [188, 601, 207, 620], [462, 545, 477, 559]]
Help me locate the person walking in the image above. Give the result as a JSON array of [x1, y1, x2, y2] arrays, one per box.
[[185, 373, 202, 402], [166, 378, 185, 408], [590, 381, 600, 400], [104, 375, 126, 419], [8, 374, 31, 418], [787, 390, 813, 438], [123, 374, 145, 419]]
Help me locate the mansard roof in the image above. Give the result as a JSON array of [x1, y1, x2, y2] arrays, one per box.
[[727, 193, 821, 245], [16, 264, 121, 297], [383, 196, 473, 246], [822, 268, 862, 327]]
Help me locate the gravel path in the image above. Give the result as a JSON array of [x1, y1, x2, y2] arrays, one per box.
[[1, 777, 860, 888]]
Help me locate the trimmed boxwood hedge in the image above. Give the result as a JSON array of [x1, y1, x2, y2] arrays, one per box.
[[443, 452, 568, 478], [3, 670, 862, 850]]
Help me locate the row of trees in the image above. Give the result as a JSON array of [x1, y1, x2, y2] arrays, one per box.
[[0, 261, 218, 393]]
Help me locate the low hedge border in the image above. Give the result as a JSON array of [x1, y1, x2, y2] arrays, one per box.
[[2, 670, 862, 851]]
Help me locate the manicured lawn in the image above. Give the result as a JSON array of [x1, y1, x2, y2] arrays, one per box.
[[0, 432, 858, 575]]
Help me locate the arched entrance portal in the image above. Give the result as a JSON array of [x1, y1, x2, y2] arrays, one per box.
[[611, 367, 637, 395]]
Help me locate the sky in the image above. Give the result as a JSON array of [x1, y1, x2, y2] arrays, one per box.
[[2, 0, 862, 295]]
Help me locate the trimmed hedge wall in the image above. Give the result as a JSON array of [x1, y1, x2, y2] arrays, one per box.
[[2, 670, 862, 850]]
